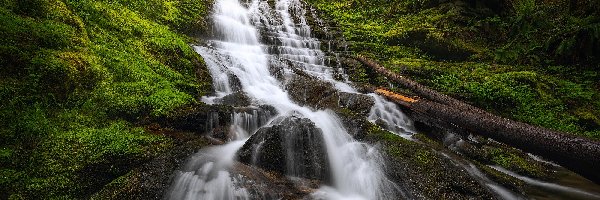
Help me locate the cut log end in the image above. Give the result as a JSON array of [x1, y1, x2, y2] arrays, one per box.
[[375, 88, 418, 103]]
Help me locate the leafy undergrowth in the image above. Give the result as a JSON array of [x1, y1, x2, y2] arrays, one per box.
[[0, 0, 212, 198], [397, 60, 599, 138], [307, 0, 600, 139]]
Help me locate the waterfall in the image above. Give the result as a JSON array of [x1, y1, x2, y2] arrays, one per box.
[[368, 94, 415, 139], [167, 0, 415, 199]]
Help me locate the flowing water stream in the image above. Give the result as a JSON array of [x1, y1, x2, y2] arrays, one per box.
[[166, 0, 413, 199], [165, 0, 600, 199]]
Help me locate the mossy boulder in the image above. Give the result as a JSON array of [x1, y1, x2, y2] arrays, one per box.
[[91, 131, 213, 199], [285, 74, 337, 107], [237, 116, 330, 182], [328, 92, 375, 115], [285, 74, 374, 114], [364, 126, 496, 199]]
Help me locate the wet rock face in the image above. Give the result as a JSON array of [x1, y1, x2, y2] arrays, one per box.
[[285, 74, 336, 107], [364, 128, 497, 199], [228, 74, 243, 92], [230, 162, 321, 199], [157, 104, 232, 134], [218, 92, 251, 106], [232, 105, 277, 134], [237, 116, 330, 182], [337, 92, 375, 115], [283, 74, 374, 139], [285, 74, 374, 114], [336, 113, 370, 140]]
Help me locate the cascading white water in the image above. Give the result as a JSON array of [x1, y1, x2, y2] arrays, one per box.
[[230, 109, 273, 139], [252, 0, 414, 138], [166, 140, 249, 200], [490, 166, 600, 199], [168, 0, 415, 199], [368, 94, 416, 139]]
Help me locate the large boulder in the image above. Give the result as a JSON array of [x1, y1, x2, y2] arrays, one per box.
[[237, 116, 330, 182], [285, 74, 337, 108], [285, 74, 374, 114], [335, 112, 371, 140]]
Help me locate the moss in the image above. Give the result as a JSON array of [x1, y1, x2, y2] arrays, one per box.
[[0, 0, 213, 198], [390, 59, 599, 138], [89, 171, 134, 200], [366, 125, 437, 168], [20, 121, 172, 198], [478, 164, 526, 191], [307, 0, 600, 139], [483, 146, 550, 179]]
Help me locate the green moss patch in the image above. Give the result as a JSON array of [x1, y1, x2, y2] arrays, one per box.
[[0, 0, 213, 198], [307, 0, 599, 139]]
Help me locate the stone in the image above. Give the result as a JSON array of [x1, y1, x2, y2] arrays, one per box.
[[237, 116, 330, 182], [285, 74, 374, 115], [219, 92, 251, 106], [336, 92, 374, 115], [157, 104, 232, 134], [285, 74, 337, 108]]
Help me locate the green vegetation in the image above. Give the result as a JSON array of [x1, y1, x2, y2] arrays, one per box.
[[484, 146, 547, 178], [307, 0, 600, 139], [366, 125, 436, 169], [1, 0, 597, 198], [0, 0, 212, 198]]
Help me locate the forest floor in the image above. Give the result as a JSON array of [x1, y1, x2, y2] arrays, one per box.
[[306, 0, 600, 139]]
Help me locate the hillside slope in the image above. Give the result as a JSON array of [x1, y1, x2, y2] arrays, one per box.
[[0, 0, 213, 198], [306, 0, 600, 139]]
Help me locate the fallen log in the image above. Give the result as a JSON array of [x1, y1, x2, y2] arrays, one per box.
[[356, 57, 600, 183], [356, 55, 489, 116], [374, 88, 600, 184]]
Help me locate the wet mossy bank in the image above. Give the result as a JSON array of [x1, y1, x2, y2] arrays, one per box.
[[0, 0, 215, 198]]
